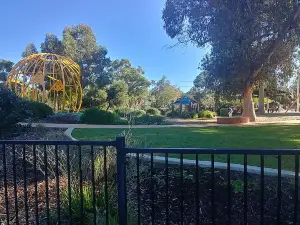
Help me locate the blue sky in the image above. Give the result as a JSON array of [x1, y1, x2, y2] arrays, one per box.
[[0, 0, 208, 92]]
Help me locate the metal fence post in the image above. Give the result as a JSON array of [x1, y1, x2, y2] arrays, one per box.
[[116, 136, 127, 225]]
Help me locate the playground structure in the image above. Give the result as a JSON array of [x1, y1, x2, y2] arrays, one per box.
[[6, 53, 82, 112]]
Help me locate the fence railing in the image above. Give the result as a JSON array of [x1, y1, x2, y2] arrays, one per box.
[[0, 137, 300, 225]]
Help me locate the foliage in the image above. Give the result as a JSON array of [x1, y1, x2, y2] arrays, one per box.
[[131, 109, 146, 118], [199, 110, 215, 119], [22, 43, 38, 58], [136, 114, 166, 125], [191, 112, 198, 119], [80, 108, 117, 124], [24, 101, 54, 119], [186, 87, 215, 109], [163, 0, 300, 121], [0, 59, 13, 82], [112, 59, 151, 107], [107, 81, 128, 110], [115, 107, 134, 118], [82, 85, 108, 109], [41, 33, 64, 55], [0, 85, 27, 130], [63, 24, 111, 88], [180, 111, 192, 119], [150, 76, 182, 109], [146, 107, 160, 115], [42, 113, 81, 124], [220, 108, 230, 117]]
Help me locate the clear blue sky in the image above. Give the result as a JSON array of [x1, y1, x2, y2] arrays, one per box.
[[0, 0, 208, 92]]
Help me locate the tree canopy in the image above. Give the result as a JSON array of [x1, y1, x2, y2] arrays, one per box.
[[22, 43, 38, 58], [41, 33, 64, 55], [150, 76, 182, 109], [0, 60, 14, 82], [163, 0, 300, 121]]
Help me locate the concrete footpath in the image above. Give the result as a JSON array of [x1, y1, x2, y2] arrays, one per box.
[[20, 119, 300, 129]]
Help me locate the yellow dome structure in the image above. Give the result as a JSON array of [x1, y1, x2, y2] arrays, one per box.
[[7, 53, 82, 112]]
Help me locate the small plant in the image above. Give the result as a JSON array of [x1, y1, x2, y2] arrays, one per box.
[[220, 108, 230, 117], [199, 110, 215, 118], [80, 108, 117, 124], [180, 111, 191, 119], [146, 107, 161, 115], [191, 112, 198, 119], [24, 101, 54, 119]]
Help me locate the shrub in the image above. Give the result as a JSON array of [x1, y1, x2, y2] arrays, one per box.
[[0, 85, 27, 130], [115, 107, 133, 117], [25, 101, 54, 119], [80, 108, 117, 124], [43, 113, 81, 124], [220, 108, 230, 117], [136, 114, 166, 125], [146, 107, 161, 115], [199, 110, 216, 119], [167, 109, 180, 117], [181, 111, 191, 119], [191, 112, 198, 119], [131, 109, 146, 117]]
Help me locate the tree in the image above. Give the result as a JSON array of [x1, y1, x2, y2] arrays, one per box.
[[163, 0, 300, 121], [186, 87, 215, 109], [41, 33, 64, 55], [112, 59, 151, 107], [150, 76, 182, 109], [107, 81, 128, 110], [0, 60, 14, 82], [63, 24, 111, 88], [22, 43, 38, 58], [82, 85, 108, 108]]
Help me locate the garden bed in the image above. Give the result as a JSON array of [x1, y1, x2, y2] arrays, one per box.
[[217, 116, 249, 124]]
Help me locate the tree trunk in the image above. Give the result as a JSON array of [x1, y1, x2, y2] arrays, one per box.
[[258, 82, 265, 115], [242, 86, 256, 122]]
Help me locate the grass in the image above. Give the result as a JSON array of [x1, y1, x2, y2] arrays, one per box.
[[72, 124, 300, 170]]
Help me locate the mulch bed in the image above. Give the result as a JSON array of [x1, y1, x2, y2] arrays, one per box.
[[135, 165, 300, 225]]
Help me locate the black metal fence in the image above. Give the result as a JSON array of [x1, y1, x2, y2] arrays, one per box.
[[1, 137, 300, 224]]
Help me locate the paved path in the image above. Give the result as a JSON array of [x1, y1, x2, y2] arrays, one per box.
[[20, 119, 300, 129]]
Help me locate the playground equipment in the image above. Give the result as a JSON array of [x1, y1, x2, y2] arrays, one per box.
[[6, 53, 82, 112]]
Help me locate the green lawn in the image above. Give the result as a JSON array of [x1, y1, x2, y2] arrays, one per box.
[[72, 125, 300, 170]]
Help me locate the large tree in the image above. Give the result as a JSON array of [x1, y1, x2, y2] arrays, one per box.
[[112, 59, 151, 107], [163, 0, 300, 121], [63, 24, 111, 88], [150, 76, 182, 109], [0, 60, 14, 82], [22, 43, 38, 58], [41, 33, 64, 55], [107, 80, 129, 110]]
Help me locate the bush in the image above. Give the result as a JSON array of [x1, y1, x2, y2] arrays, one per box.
[[0, 85, 27, 130], [25, 101, 54, 119], [43, 113, 81, 124], [115, 107, 133, 117], [167, 110, 180, 117], [199, 110, 216, 119], [136, 114, 166, 125], [220, 108, 230, 117], [146, 107, 160, 115], [130, 109, 146, 118], [80, 108, 117, 124], [180, 111, 192, 119], [191, 112, 198, 119]]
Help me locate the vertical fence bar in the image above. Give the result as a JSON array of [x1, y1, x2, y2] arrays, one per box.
[[260, 154, 264, 225], [91, 145, 96, 225], [244, 154, 248, 225], [104, 146, 109, 224], [137, 153, 141, 225], [2, 144, 9, 225], [165, 152, 169, 224], [116, 137, 127, 225], [151, 153, 155, 224], [78, 145, 83, 225], [294, 154, 299, 224], [180, 153, 184, 225], [33, 145, 39, 225], [277, 155, 282, 224], [211, 154, 215, 225], [227, 154, 231, 225], [55, 145, 60, 224], [12, 144, 19, 225], [196, 154, 199, 225], [44, 145, 50, 225], [67, 145, 72, 224], [23, 144, 29, 225]]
